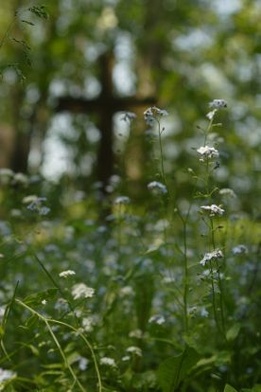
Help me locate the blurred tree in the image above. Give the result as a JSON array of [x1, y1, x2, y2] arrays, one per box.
[[0, 0, 260, 208]]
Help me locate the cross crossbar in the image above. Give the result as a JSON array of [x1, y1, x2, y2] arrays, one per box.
[[56, 52, 156, 196]]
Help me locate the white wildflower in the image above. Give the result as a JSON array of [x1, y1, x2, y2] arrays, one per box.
[[59, 270, 76, 278], [197, 145, 219, 162], [126, 346, 142, 357], [78, 356, 89, 371], [122, 355, 131, 362], [149, 314, 166, 325], [209, 99, 227, 109], [200, 204, 225, 217], [0, 368, 17, 383], [82, 316, 95, 332], [114, 196, 130, 205], [219, 188, 237, 198], [144, 106, 168, 125], [200, 249, 224, 266], [120, 286, 134, 297], [232, 244, 248, 255], [71, 283, 95, 300], [0, 168, 14, 177], [10, 209, 22, 218], [189, 306, 197, 316], [23, 196, 50, 216], [144, 108, 154, 126], [22, 195, 38, 204], [200, 307, 209, 317], [129, 329, 143, 339], [206, 109, 217, 120], [13, 173, 28, 185], [100, 357, 117, 367], [147, 181, 167, 195], [0, 169, 14, 184]]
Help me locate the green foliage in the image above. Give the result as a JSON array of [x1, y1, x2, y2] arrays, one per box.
[[157, 346, 200, 391], [0, 4, 48, 82], [224, 385, 238, 392]]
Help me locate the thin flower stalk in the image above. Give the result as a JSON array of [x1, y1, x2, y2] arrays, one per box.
[[15, 299, 103, 392], [197, 101, 228, 339]]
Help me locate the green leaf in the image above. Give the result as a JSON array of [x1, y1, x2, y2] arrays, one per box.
[[0, 325, 4, 338], [23, 288, 58, 306], [226, 323, 241, 342], [28, 343, 40, 356], [25, 313, 39, 328], [157, 346, 200, 392], [224, 384, 238, 392]]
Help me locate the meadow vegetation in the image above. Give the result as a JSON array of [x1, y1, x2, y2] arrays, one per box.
[[0, 101, 260, 391]]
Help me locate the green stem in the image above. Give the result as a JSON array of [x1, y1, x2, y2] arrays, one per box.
[[203, 115, 214, 146], [209, 261, 221, 336], [177, 208, 192, 333], [15, 299, 103, 392], [157, 120, 166, 185], [217, 265, 226, 336]]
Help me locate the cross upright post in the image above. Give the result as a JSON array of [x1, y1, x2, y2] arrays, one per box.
[[56, 51, 156, 196]]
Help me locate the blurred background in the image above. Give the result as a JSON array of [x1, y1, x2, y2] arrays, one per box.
[[0, 0, 260, 212]]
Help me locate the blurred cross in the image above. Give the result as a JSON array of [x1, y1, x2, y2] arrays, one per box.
[[56, 52, 155, 197]]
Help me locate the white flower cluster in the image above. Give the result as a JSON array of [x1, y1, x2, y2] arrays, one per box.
[[197, 146, 219, 162], [219, 188, 237, 198], [71, 283, 95, 300], [126, 346, 142, 357], [149, 314, 166, 325], [232, 244, 248, 255], [120, 286, 134, 297], [147, 181, 167, 195], [82, 316, 95, 332], [144, 106, 168, 126], [78, 356, 89, 371], [0, 368, 17, 383], [207, 99, 227, 120], [200, 204, 225, 217], [209, 99, 227, 109], [100, 357, 117, 367], [23, 195, 50, 216], [129, 329, 143, 339], [0, 169, 28, 186], [200, 249, 224, 266], [59, 270, 76, 278], [114, 196, 130, 205], [0, 168, 14, 178]]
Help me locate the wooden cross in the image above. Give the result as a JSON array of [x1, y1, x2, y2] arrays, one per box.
[[56, 52, 156, 196]]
